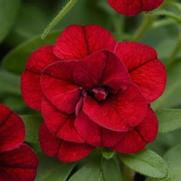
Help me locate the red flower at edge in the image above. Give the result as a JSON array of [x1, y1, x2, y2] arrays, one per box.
[[21, 25, 166, 162], [108, 0, 164, 16], [0, 104, 38, 181]]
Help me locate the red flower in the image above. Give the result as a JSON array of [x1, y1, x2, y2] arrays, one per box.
[[108, 0, 164, 16], [0, 104, 38, 181], [21, 25, 166, 162]]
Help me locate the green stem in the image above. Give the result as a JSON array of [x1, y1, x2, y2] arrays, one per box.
[[41, 0, 78, 39], [132, 14, 155, 41], [168, 35, 181, 66], [123, 166, 135, 181]]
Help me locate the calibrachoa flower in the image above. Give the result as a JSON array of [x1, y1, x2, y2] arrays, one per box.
[[21, 25, 166, 162], [0, 104, 38, 181], [108, 0, 164, 16]]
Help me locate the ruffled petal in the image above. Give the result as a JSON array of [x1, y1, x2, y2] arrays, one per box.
[[114, 130, 146, 154], [0, 144, 38, 181], [73, 51, 130, 90], [131, 60, 166, 102], [113, 107, 158, 153], [21, 71, 42, 111], [136, 108, 158, 142], [54, 25, 116, 60], [108, 0, 142, 16], [0, 105, 25, 152], [41, 61, 81, 114], [83, 84, 147, 131], [39, 124, 93, 162], [21, 46, 58, 110], [41, 99, 83, 143], [75, 112, 101, 146], [143, 0, 164, 11], [115, 42, 166, 102]]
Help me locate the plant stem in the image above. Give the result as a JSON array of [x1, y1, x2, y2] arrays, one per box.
[[41, 0, 78, 39], [123, 166, 135, 181], [168, 35, 181, 66], [132, 14, 155, 41]]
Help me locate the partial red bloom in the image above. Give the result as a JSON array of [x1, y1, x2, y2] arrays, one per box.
[[21, 25, 166, 162], [108, 0, 164, 16], [39, 124, 93, 162], [0, 104, 38, 181]]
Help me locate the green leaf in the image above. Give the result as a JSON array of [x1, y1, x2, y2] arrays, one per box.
[[36, 153, 75, 181], [152, 10, 181, 24], [101, 158, 123, 181], [153, 60, 181, 109], [157, 109, 181, 133], [21, 114, 42, 150], [2, 31, 59, 74], [120, 149, 168, 178], [0, 70, 20, 95], [69, 157, 102, 181], [0, 0, 21, 42], [147, 144, 181, 181]]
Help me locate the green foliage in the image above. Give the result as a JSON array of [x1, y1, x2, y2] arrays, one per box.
[[120, 149, 168, 178], [36, 154, 75, 181], [157, 109, 181, 133], [0, 0, 21, 42]]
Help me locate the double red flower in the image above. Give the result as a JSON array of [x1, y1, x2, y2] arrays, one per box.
[[108, 0, 164, 16], [21, 25, 166, 162], [0, 104, 38, 181]]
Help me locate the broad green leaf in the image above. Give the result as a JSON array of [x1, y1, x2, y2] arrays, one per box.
[[2, 31, 59, 74], [147, 144, 181, 181], [21, 114, 42, 150], [120, 149, 168, 178], [69, 157, 102, 181], [101, 158, 123, 181], [157, 109, 181, 133], [0, 0, 21, 42], [36, 153, 75, 181]]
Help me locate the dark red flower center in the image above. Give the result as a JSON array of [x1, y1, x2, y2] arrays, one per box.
[[89, 87, 109, 102]]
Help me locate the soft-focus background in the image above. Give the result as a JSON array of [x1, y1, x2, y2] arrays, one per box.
[[1, 0, 181, 180]]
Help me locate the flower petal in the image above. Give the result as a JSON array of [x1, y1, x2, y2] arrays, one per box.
[[115, 42, 166, 102], [131, 60, 166, 102], [73, 51, 130, 90], [54, 25, 116, 60], [41, 61, 81, 114], [83, 84, 147, 131], [0, 144, 38, 181], [39, 124, 60, 157], [0, 105, 25, 152], [108, 0, 142, 16], [41, 99, 84, 143], [113, 107, 158, 153], [75, 112, 102, 146], [136, 108, 158, 142], [39, 124, 93, 162], [21, 46, 58, 110], [58, 142, 94, 163], [142, 0, 164, 11]]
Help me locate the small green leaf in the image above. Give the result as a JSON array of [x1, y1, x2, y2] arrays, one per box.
[[0, 0, 21, 42], [2, 31, 59, 74], [101, 158, 123, 181], [120, 149, 168, 178], [157, 109, 181, 133], [36, 153, 75, 181], [69, 157, 102, 181], [21, 114, 42, 150], [147, 144, 181, 181]]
